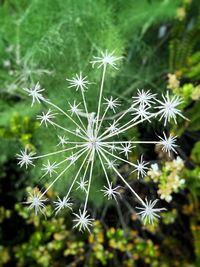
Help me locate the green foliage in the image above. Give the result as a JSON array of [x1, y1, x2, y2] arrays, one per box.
[[1, 1, 200, 267], [0, 0, 181, 198], [191, 141, 200, 163], [169, 0, 200, 73]]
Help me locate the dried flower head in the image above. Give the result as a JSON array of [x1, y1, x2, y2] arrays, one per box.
[[18, 50, 187, 231]]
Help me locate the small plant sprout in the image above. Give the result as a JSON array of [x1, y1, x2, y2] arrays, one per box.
[[18, 50, 187, 231]]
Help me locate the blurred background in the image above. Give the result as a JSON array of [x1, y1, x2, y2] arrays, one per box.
[[0, 0, 200, 266]]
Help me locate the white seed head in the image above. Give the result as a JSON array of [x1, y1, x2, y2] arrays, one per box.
[[19, 50, 187, 231]]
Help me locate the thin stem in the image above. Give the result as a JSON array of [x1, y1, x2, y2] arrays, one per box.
[[83, 149, 95, 212], [100, 146, 137, 169], [97, 150, 111, 187], [81, 151, 92, 183], [40, 147, 87, 198], [101, 110, 163, 141], [51, 121, 88, 141], [76, 112, 87, 132], [95, 65, 107, 135], [99, 149, 145, 206], [98, 106, 133, 140], [100, 143, 124, 151], [65, 150, 91, 198], [32, 144, 86, 159], [101, 141, 158, 144], [81, 90, 90, 124], [96, 106, 109, 136]]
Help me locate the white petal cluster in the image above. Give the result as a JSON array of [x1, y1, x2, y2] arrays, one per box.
[[90, 50, 123, 69], [42, 160, 58, 176], [57, 135, 68, 147], [37, 109, 56, 127], [132, 155, 149, 178], [156, 91, 186, 126], [158, 132, 178, 155], [25, 191, 47, 215], [120, 142, 133, 159], [132, 89, 156, 107], [68, 101, 82, 116], [23, 82, 45, 106], [104, 96, 121, 113], [16, 148, 35, 169], [101, 183, 121, 200], [136, 198, 166, 224], [66, 72, 89, 92], [76, 178, 88, 192], [73, 209, 94, 232], [54, 196, 73, 214]]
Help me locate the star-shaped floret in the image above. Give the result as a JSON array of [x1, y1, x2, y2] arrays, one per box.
[[132, 89, 156, 107], [136, 198, 166, 224], [120, 142, 133, 159], [57, 135, 68, 147], [23, 82, 45, 106], [37, 109, 56, 127], [158, 132, 177, 156], [132, 155, 148, 178], [104, 96, 121, 113], [106, 121, 119, 134], [67, 153, 77, 164], [76, 178, 88, 192], [66, 72, 89, 92], [106, 160, 118, 169], [42, 160, 58, 177], [16, 148, 35, 169], [132, 105, 151, 122], [75, 128, 81, 135], [156, 91, 186, 126], [24, 191, 47, 215], [109, 144, 117, 154], [53, 196, 73, 214], [101, 183, 121, 200], [73, 209, 94, 232], [90, 50, 123, 69], [68, 101, 82, 116]]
